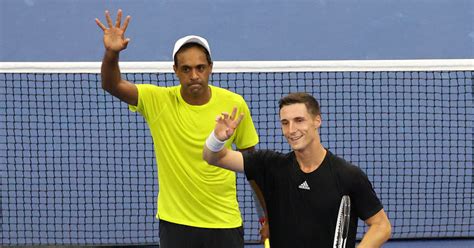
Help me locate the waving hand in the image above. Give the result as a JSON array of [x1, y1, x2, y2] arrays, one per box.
[[95, 9, 131, 52], [214, 107, 244, 141]]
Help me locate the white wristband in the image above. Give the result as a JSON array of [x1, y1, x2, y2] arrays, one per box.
[[205, 131, 226, 152]]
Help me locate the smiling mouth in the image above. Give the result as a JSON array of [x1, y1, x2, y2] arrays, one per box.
[[289, 135, 303, 142]]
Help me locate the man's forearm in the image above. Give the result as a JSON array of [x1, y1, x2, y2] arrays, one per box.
[[203, 145, 244, 172], [101, 50, 122, 93], [357, 222, 391, 248], [203, 144, 229, 166]]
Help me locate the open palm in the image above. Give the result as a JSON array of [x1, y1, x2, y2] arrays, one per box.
[[95, 9, 131, 52]]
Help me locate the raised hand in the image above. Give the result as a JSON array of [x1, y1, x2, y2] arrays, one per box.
[[95, 9, 131, 52], [214, 107, 244, 141]]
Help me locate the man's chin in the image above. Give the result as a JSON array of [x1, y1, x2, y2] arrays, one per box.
[[289, 143, 301, 151], [188, 85, 204, 95]]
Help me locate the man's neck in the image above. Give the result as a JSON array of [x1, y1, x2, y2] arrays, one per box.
[[295, 143, 327, 173], [181, 86, 211, 105]]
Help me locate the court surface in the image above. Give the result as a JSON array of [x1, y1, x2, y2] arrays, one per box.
[[245, 239, 474, 247]]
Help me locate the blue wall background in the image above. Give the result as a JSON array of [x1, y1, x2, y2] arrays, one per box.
[[1, 0, 473, 62]]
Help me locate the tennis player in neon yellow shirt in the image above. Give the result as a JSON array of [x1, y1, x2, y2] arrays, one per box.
[[96, 9, 266, 248]]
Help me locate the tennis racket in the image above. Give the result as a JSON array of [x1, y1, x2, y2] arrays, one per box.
[[333, 195, 351, 248], [250, 181, 270, 248], [253, 192, 270, 248]]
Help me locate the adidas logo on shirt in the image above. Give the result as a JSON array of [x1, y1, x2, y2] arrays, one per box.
[[298, 180, 310, 190]]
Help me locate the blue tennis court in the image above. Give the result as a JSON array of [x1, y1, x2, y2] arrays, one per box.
[[246, 239, 474, 247]]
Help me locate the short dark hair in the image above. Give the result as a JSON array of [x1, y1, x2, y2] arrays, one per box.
[[278, 92, 321, 117], [173, 43, 212, 66]]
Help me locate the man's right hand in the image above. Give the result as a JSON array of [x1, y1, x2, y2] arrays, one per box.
[[214, 107, 244, 142], [95, 9, 138, 106], [95, 9, 131, 52]]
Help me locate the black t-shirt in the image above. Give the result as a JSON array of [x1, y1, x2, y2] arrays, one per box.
[[243, 150, 383, 248]]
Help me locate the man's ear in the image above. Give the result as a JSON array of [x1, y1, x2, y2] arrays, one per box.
[[314, 114, 322, 129]]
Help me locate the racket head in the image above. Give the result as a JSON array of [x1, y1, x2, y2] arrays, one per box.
[[333, 195, 351, 248], [341, 196, 351, 239]]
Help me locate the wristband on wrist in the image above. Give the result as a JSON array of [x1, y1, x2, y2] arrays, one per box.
[[205, 131, 226, 152]]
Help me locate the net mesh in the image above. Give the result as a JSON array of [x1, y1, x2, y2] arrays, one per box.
[[1, 61, 473, 245]]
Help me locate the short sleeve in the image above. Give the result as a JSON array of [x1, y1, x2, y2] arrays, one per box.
[[243, 150, 279, 193], [243, 150, 264, 182], [233, 98, 259, 149], [128, 84, 168, 122], [349, 167, 383, 221]]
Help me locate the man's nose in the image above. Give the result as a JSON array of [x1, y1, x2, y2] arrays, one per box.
[[190, 68, 199, 79], [288, 122, 297, 133]]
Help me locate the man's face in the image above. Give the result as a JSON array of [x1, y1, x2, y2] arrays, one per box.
[[173, 46, 212, 98], [280, 103, 321, 152]]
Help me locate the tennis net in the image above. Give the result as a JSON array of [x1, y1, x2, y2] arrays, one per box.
[[1, 60, 473, 246]]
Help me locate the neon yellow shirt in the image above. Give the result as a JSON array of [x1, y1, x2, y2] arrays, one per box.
[[129, 84, 258, 228]]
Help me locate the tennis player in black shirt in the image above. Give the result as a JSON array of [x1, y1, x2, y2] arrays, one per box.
[[203, 92, 391, 248]]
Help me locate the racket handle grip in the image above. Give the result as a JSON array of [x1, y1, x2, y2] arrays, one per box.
[[264, 238, 270, 248]]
